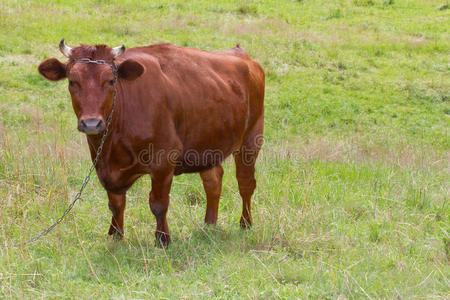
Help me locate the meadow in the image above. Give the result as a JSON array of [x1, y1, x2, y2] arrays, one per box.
[[0, 0, 449, 298]]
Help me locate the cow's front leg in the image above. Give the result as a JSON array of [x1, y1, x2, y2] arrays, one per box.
[[149, 170, 173, 247], [107, 191, 126, 239]]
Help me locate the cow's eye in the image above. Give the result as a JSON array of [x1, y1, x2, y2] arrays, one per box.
[[108, 80, 114, 86], [69, 80, 75, 87]]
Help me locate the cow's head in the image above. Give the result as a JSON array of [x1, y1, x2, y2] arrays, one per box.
[[38, 39, 144, 135]]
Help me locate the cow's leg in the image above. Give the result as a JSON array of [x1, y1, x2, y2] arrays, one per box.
[[107, 192, 126, 238], [200, 165, 224, 224], [234, 120, 263, 228], [234, 153, 257, 228], [149, 170, 173, 247]]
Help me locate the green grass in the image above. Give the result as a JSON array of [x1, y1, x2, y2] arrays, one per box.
[[0, 0, 449, 298]]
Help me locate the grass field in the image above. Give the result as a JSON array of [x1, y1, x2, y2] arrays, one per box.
[[0, 0, 449, 298]]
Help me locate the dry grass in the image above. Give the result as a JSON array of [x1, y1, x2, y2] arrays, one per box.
[[262, 136, 449, 171]]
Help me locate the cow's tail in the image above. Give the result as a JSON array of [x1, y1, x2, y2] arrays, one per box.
[[233, 44, 249, 57], [223, 44, 249, 58]]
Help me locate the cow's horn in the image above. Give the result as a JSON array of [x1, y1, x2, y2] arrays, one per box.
[[112, 45, 125, 58], [59, 38, 72, 57]]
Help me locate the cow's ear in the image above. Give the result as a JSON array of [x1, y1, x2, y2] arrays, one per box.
[[118, 59, 144, 81], [38, 58, 67, 81]]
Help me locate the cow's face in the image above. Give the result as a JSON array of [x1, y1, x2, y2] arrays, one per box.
[[38, 40, 144, 135]]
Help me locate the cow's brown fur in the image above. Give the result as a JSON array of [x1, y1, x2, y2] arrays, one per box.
[[38, 43, 264, 246]]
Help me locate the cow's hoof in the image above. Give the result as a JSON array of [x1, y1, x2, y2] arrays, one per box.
[[108, 226, 124, 240], [155, 231, 171, 248], [239, 217, 252, 229]]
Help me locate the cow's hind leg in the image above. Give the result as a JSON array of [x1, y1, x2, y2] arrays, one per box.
[[107, 192, 126, 239], [234, 120, 263, 228], [149, 170, 173, 247], [200, 165, 224, 224]]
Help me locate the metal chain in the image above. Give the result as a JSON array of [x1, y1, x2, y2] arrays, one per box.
[[23, 58, 118, 245]]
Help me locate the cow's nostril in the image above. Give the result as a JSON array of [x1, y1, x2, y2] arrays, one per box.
[[80, 118, 103, 134]]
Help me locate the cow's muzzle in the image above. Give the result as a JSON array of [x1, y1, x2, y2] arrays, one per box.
[[79, 118, 105, 135]]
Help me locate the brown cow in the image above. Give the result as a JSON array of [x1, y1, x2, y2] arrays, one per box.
[[38, 39, 264, 246]]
